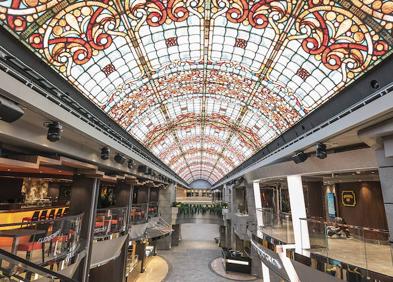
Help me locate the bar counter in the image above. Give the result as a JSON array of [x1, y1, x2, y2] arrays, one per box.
[[0, 204, 68, 227]]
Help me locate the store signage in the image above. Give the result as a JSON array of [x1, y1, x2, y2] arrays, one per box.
[[38, 229, 61, 243], [251, 239, 290, 281], [342, 191, 356, 207], [327, 192, 336, 218]]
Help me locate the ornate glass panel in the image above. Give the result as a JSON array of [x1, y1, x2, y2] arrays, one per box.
[[1, 0, 392, 184]]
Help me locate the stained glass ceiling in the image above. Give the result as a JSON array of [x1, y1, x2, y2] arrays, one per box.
[[1, 0, 392, 184]]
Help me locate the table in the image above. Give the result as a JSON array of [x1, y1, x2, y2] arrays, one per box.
[[0, 229, 46, 254]]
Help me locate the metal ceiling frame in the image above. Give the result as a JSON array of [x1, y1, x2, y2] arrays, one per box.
[[0, 26, 188, 187], [216, 52, 393, 185]]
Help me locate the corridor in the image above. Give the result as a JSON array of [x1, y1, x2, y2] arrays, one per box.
[[160, 223, 260, 282]]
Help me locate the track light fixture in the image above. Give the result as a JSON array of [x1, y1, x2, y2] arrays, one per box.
[[316, 143, 327, 159], [127, 159, 134, 169], [101, 147, 110, 160], [114, 153, 126, 164], [292, 151, 308, 164], [45, 121, 62, 142]]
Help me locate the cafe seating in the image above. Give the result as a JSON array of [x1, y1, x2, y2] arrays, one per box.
[[22, 210, 40, 225], [62, 208, 69, 217], [39, 210, 48, 221], [17, 229, 47, 264], [55, 208, 63, 218], [48, 209, 56, 220]]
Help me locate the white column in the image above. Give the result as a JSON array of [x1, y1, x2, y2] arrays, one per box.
[[287, 175, 310, 253], [253, 182, 264, 238], [262, 262, 271, 282], [253, 182, 271, 281]]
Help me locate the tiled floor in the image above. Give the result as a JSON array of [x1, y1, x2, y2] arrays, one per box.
[[160, 223, 253, 282]]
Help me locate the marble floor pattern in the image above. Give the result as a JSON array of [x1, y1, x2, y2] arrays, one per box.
[[160, 223, 260, 282]]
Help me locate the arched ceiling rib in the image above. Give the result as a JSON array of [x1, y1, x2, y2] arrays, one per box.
[[1, 0, 392, 184]]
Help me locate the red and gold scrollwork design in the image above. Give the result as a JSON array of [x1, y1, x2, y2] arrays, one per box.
[[27, 1, 120, 73], [294, 0, 389, 79], [212, 0, 290, 29], [126, 0, 193, 28], [0, 0, 60, 33], [350, 0, 393, 30]]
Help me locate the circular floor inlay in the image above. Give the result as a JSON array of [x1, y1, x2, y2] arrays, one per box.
[[209, 257, 260, 281]]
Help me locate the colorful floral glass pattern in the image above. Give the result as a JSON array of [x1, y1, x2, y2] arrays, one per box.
[[1, 0, 392, 184]]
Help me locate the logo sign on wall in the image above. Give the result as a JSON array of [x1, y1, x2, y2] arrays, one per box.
[[342, 191, 356, 207]]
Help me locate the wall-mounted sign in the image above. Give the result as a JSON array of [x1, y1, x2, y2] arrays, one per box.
[[327, 192, 336, 218], [342, 191, 356, 207]]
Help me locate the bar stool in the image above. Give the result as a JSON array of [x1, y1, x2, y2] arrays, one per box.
[[62, 208, 69, 217], [21, 211, 40, 226], [55, 208, 63, 219], [40, 210, 48, 221], [48, 209, 56, 220]]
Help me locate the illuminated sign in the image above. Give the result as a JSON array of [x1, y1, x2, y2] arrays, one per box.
[[342, 191, 356, 207]]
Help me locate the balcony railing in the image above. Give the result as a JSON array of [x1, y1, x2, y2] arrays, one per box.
[[0, 248, 80, 281], [147, 202, 159, 218], [94, 207, 127, 239], [0, 214, 83, 267], [130, 204, 148, 224], [256, 208, 295, 244], [300, 217, 393, 278]]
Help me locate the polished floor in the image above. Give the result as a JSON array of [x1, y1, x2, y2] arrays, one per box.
[[210, 257, 260, 281], [135, 256, 169, 282], [160, 223, 260, 282], [314, 237, 393, 277]]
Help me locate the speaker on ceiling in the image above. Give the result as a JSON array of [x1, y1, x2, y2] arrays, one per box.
[[0, 95, 24, 123], [292, 151, 308, 164], [316, 143, 327, 159]]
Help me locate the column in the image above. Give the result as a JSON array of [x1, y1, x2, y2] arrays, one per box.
[[375, 148, 393, 244], [253, 182, 263, 238], [287, 175, 310, 253], [114, 181, 133, 282], [69, 175, 100, 282], [156, 183, 176, 250]]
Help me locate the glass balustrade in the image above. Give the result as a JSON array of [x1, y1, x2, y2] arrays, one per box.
[[0, 248, 79, 282], [94, 207, 127, 239], [147, 202, 159, 218], [300, 217, 393, 277], [256, 208, 295, 244], [129, 204, 148, 225], [0, 214, 83, 269]]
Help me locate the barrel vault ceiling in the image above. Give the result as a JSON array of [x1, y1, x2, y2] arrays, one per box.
[[1, 0, 392, 184]]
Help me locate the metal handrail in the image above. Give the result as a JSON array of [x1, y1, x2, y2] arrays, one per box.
[[0, 249, 78, 282]]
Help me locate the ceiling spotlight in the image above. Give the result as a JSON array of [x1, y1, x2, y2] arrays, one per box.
[[127, 159, 134, 169], [316, 143, 327, 159], [101, 147, 110, 160], [114, 153, 126, 164], [292, 151, 308, 164], [46, 121, 62, 142]]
